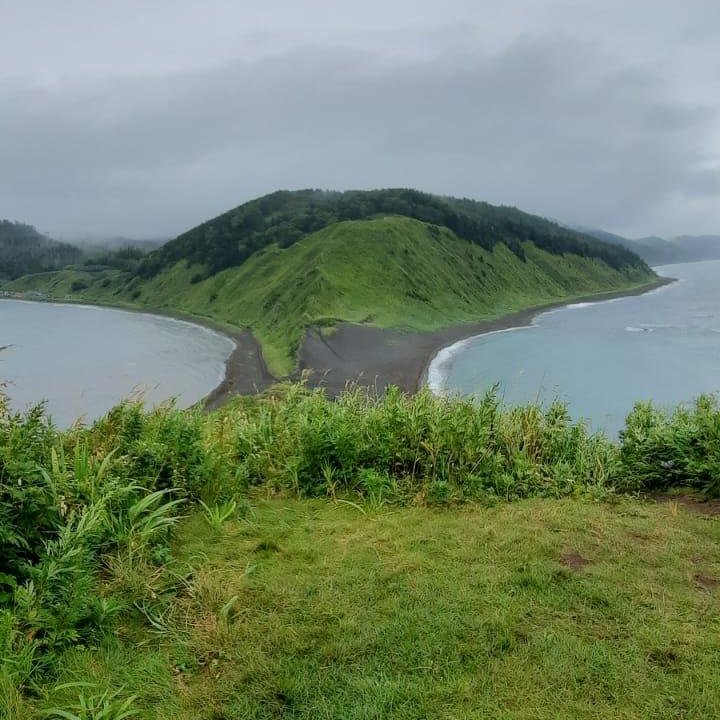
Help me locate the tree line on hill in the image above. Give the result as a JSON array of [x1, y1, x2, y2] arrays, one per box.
[[2, 191, 659, 285], [0, 221, 167, 281], [138, 189, 649, 279]]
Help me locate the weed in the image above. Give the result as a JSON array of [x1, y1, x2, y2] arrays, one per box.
[[44, 683, 138, 719], [199, 498, 237, 532]]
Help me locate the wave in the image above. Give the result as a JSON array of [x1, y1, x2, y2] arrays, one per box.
[[546, 296, 624, 317], [625, 326, 653, 333], [427, 325, 535, 395], [426, 337, 474, 394], [565, 302, 594, 310], [427, 278, 679, 394]]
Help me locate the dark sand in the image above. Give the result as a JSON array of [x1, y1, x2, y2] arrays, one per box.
[[203, 329, 275, 410]]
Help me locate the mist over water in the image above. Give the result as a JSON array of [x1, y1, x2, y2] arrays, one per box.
[[430, 260, 720, 435], [0, 301, 234, 427]]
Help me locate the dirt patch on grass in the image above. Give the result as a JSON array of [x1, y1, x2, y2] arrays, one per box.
[[647, 648, 681, 670], [694, 573, 719, 592], [656, 495, 720, 517], [254, 539, 282, 554], [560, 550, 591, 572]]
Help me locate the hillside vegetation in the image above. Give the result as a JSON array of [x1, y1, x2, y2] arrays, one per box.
[[2, 385, 720, 719], [7, 190, 655, 376], [0, 221, 81, 280], [138, 189, 647, 277]]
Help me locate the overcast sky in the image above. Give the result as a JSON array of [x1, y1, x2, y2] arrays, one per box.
[[1, 0, 718, 239]]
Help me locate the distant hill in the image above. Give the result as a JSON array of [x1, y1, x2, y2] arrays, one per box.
[[639, 235, 720, 265], [8, 189, 656, 375], [579, 227, 720, 266], [70, 235, 168, 257], [0, 221, 82, 280]]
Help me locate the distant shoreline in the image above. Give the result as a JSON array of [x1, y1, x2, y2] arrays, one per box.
[[0, 294, 268, 411]]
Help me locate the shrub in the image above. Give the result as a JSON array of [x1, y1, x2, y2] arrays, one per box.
[[618, 395, 720, 495], [0, 396, 185, 697], [89, 401, 210, 498], [0, 398, 58, 602]]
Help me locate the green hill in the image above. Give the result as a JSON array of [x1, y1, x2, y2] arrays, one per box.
[[0, 220, 81, 280], [6, 190, 655, 375]]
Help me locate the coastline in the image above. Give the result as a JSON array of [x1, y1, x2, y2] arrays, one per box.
[[298, 275, 676, 398], [203, 328, 274, 410], [419, 274, 676, 393], [1, 274, 675, 410], [0, 295, 272, 410]]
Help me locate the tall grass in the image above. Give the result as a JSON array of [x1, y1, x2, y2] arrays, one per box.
[[1, 384, 718, 716], [619, 395, 720, 495], [228, 384, 617, 502], [219, 383, 720, 502], [0, 397, 188, 717]]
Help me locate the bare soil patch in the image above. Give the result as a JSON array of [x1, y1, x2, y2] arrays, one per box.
[[694, 573, 719, 592], [560, 549, 591, 572], [655, 495, 720, 517]]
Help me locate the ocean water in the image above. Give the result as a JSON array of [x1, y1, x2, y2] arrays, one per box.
[[429, 260, 720, 435], [0, 301, 234, 427]]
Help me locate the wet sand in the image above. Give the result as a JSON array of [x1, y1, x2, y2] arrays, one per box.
[[203, 328, 275, 410]]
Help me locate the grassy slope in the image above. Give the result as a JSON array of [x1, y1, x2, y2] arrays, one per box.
[[39, 496, 720, 720], [7, 217, 655, 375]]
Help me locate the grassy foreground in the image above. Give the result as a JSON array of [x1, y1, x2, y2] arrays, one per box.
[[35, 498, 720, 719], [2, 385, 719, 718]]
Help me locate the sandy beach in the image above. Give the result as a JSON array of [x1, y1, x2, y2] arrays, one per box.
[[298, 276, 675, 397], [203, 328, 275, 410]]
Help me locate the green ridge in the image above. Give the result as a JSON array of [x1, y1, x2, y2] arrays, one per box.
[[0, 220, 81, 280], [7, 217, 654, 375]]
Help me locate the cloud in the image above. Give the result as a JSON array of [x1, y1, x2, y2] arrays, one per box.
[[0, 18, 718, 238]]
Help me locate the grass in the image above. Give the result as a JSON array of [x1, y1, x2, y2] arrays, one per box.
[[3, 385, 719, 718], [39, 497, 720, 719], [5, 217, 655, 375]]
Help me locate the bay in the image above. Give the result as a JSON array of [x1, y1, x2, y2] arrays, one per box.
[[429, 260, 720, 435], [0, 300, 234, 427]]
